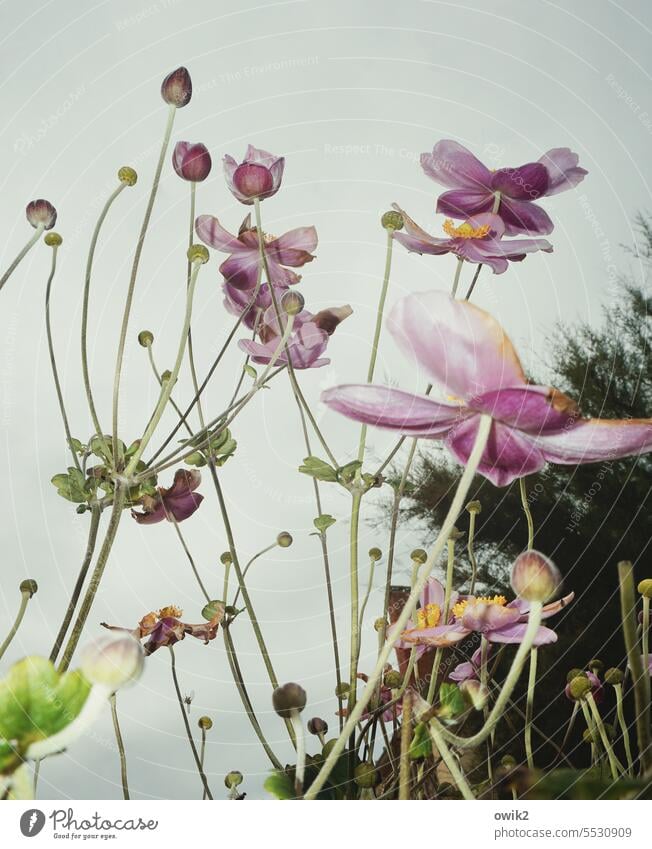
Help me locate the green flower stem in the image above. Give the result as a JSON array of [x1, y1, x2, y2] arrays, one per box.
[[290, 710, 306, 798], [519, 477, 535, 550], [0, 589, 32, 661], [231, 542, 278, 608], [464, 263, 483, 301], [222, 625, 282, 769], [222, 561, 231, 606], [199, 725, 208, 800], [124, 259, 203, 477], [643, 597, 651, 713], [305, 414, 492, 799], [586, 692, 622, 780], [82, 182, 128, 458], [451, 257, 464, 298], [0, 224, 44, 293], [168, 646, 213, 800], [467, 507, 479, 594], [170, 517, 211, 603], [185, 181, 206, 433], [617, 560, 652, 773], [358, 553, 378, 637], [49, 505, 101, 663], [58, 484, 127, 672], [426, 536, 457, 703], [613, 682, 635, 776], [111, 104, 176, 465], [44, 244, 82, 472], [398, 692, 412, 800], [109, 693, 130, 800], [524, 647, 538, 769], [427, 718, 475, 800], [348, 489, 363, 715]]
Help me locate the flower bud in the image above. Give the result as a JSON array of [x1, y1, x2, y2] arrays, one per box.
[[272, 682, 306, 717], [466, 500, 482, 514], [224, 770, 243, 789], [160, 369, 172, 383], [26, 199, 57, 230], [276, 531, 293, 548], [567, 668, 586, 683], [410, 549, 427, 564], [172, 142, 212, 182], [220, 551, 233, 565], [138, 330, 154, 348], [118, 166, 138, 186], [604, 667, 624, 685], [354, 762, 378, 788], [80, 634, 144, 690], [381, 210, 404, 231], [307, 717, 328, 736], [20, 579, 38, 597], [448, 526, 464, 541], [368, 547, 382, 561], [44, 232, 62, 247], [374, 617, 387, 632], [567, 675, 592, 701], [383, 669, 402, 690], [637, 578, 652, 599], [161, 67, 192, 108], [280, 290, 304, 316], [198, 716, 213, 731], [501, 754, 517, 769], [201, 600, 225, 621], [588, 658, 604, 675], [510, 550, 561, 603], [187, 244, 209, 264], [335, 682, 350, 699], [460, 678, 488, 710]]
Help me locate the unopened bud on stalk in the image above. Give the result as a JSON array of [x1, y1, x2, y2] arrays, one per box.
[[460, 678, 488, 710], [383, 669, 402, 690], [510, 550, 561, 603], [567, 668, 586, 683], [410, 549, 427, 564], [354, 762, 378, 788], [276, 532, 293, 548], [381, 210, 404, 231], [118, 166, 138, 186], [19, 579, 38, 597], [187, 244, 209, 264], [220, 551, 233, 565], [44, 232, 62, 247], [224, 770, 243, 789], [138, 330, 154, 347], [280, 290, 304, 316], [448, 526, 464, 541], [501, 754, 517, 769], [368, 547, 382, 561], [466, 500, 482, 514], [588, 658, 604, 675], [272, 682, 306, 718], [374, 617, 387, 632], [335, 682, 350, 699], [567, 675, 592, 701], [160, 369, 172, 383], [198, 716, 213, 731], [637, 578, 652, 599], [161, 67, 192, 108], [604, 667, 624, 685], [80, 634, 144, 691], [307, 717, 328, 737], [26, 199, 57, 230]]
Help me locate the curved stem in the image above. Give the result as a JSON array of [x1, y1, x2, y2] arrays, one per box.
[[0, 224, 44, 293], [0, 590, 31, 661], [49, 505, 101, 663], [586, 692, 621, 780], [112, 105, 176, 465], [614, 683, 634, 776], [58, 484, 127, 672], [109, 693, 130, 800], [427, 718, 475, 800], [82, 182, 127, 456], [170, 518, 210, 603], [519, 477, 534, 550], [168, 646, 213, 799], [358, 554, 377, 636], [305, 414, 492, 799], [231, 542, 277, 608]]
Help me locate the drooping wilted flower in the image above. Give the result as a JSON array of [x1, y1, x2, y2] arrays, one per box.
[[131, 469, 204, 524], [172, 141, 212, 182], [26, 199, 57, 230], [223, 145, 284, 204], [322, 291, 652, 486], [102, 603, 224, 655]]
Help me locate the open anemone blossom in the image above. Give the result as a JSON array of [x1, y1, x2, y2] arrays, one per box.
[[391, 205, 552, 274], [322, 291, 652, 486], [196, 213, 317, 293], [224, 144, 284, 204], [239, 302, 352, 369], [131, 469, 204, 525], [421, 139, 587, 236], [396, 577, 573, 651], [101, 604, 224, 656]]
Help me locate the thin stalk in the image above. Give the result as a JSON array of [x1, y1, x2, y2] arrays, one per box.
[[45, 245, 82, 472], [427, 719, 474, 800], [525, 647, 538, 769], [290, 711, 306, 798], [111, 105, 176, 464], [358, 554, 378, 637], [464, 263, 483, 301], [614, 682, 635, 776], [398, 692, 412, 799], [519, 477, 534, 550], [109, 693, 130, 799], [170, 518, 211, 602], [58, 484, 127, 672], [643, 597, 650, 714], [231, 542, 277, 608], [0, 224, 44, 293], [199, 726, 208, 800], [348, 490, 363, 711], [168, 646, 213, 799], [305, 414, 492, 799], [451, 257, 464, 298], [81, 182, 127, 455], [0, 589, 32, 661], [467, 507, 479, 594], [49, 505, 101, 663], [426, 536, 456, 703]]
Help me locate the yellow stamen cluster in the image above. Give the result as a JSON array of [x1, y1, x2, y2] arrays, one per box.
[[158, 605, 183, 619], [442, 219, 491, 240], [415, 603, 441, 629], [452, 595, 507, 620]]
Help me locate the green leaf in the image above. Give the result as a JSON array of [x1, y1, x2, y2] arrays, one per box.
[[313, 514, 336, 533], [523, 768, 650, 800], [437, 683, 465, 720], [68, 438, 86, 456], [409, 722, 432, 760], [299, 456, 338, 483], [244, 364, 257, 379], [263, 769, 295, 800], [337, 460, 362, 484], [51, 468, 91, 503]]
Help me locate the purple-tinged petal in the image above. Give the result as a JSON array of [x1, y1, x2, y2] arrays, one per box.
[[488, 623, 557, 646], [388, 292, 527, 400], [449, 660, 477, 682], [232, 163, 273, 201], [455, 239, 509, 273], [219, 252, 260, 290], [400, 622, 469, 647], [461, 601, 521, 633], [131, 503, 166, 525], [421, 577, 446, 611], [195, 215, 245, 253], [268, 226, 318, 265], [539, 148, 588, 196], [491, 163, 549, 201], [321, 384, 465, 436], [511, 591, 575, 622], [391, 204, 453, 255], [421, 140, 492, 190], [470, 386, 579, 434], [437, 189, 494, 219], [533, 417, 652, 465], [496, 197, 554, 236]]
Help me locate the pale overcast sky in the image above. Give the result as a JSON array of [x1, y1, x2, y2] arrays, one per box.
[[1, 0, 651, 800]]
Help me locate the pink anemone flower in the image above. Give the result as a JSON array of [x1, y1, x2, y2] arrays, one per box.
[[223, 144, 284, 204], [391, 206, 552, 274], [131, 469, 204, 525], [421, 139, 587, 235], [196, 213, 317, 292], [321, 291, 652, 487]]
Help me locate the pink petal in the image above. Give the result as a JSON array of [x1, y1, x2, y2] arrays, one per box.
[[539, 148, 588, 196], [470, 386, 579, 434], [387, 291, 527, 400], [219, 252, 260, 290], [392, 204, 453, 254], [421, 577, 446, 610], [321, 384, 465, 436], [400, 622, 469, 647], [461, 601, 521, 633], [480, 236, 553, 260], [491, 163, 549, 201], [195, 215, 244, 252], [496, 197, 554, 236], [421, 140, 492, 190], [268, 226, 318, 264], [437, 189, 494, 219], [488, 623, 557, 646], [513, 591, 575, 622], [533, 417, 652, 464]]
